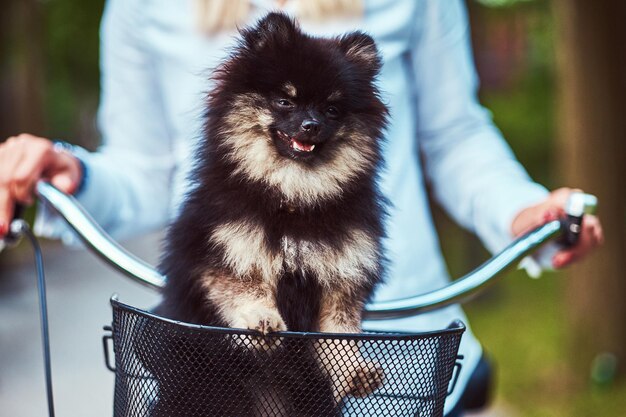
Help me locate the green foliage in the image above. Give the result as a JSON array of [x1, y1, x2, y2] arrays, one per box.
[[478, 0, 557, 187], [442, 3, 626, 416], [481, 70, 555, 187], [465, 269, 626, 417], [42, 0, 105, 145], [476, 0, 537, 8]]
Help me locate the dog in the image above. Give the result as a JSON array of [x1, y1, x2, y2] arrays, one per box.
[[151, 12, 389, 416]]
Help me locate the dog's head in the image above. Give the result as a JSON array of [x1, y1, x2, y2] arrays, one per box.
[[208, 13, 388, 206]]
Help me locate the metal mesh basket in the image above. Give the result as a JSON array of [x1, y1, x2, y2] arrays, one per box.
[[104, 297, 465, 417]]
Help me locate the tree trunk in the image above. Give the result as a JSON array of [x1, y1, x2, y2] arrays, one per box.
[[554, 0, 626, 380], [0, 0, 46, 140]]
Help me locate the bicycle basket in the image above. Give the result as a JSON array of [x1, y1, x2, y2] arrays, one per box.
[[104, 297, 465, 417]]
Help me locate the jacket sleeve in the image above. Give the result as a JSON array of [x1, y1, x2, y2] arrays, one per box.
[[35, 0, 175, 242], [410, 0, 548, 252]]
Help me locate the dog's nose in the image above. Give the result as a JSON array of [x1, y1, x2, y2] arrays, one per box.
[[300, 119, 320, 134]]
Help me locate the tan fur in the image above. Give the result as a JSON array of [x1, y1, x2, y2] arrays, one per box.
[[345, 40, 379, 66], [316, 286, 384, 401], [210, 220, 283, 282], [318, 289, 362, 333], [282, 228, 379, 288], [210, 217, 379, 288], [201, 271, 286, 351], [202, 260, 384, 399], [282, 82, 297, 98], [220, 94, 378, 207], [207, 215, 381, 389]]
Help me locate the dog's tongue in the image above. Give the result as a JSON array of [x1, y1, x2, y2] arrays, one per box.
[[290, 138, 315, 152]]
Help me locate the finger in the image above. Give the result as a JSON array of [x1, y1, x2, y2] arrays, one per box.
[[530, 208, 560, 233], [10, 171, 41, 204], [548, 187, 575, 208], [580, 215, 602, 249], [553, 242, 588, 268], [553, 235, 598, 268], [513, 204, 559, 237], [0, 138, 27, 181], [10, 141, 49, 204], [45, 149, 82, 194], [50, 174, 76, 194], [553, 216, 602, 268], [585, 215, 604, 246], [594, 222, 604, 245], [543, 209, 560, 223], [0, 188, 14, 237], [553, 251, 575, 269], [0, 139, 24, 237]]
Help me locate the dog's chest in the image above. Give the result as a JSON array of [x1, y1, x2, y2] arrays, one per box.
[[210, 219, 379, 287], [280, 235, 314, 272]]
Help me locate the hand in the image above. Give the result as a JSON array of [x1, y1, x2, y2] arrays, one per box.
[[511, 187, 604, 269], [0, 134, 83, 238]]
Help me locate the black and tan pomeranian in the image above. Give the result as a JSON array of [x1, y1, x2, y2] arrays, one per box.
[[151, 12, 388, 417]]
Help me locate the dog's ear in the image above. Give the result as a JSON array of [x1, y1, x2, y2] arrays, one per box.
[[241, 12, 299, 51], [339, 32, 382, 75]]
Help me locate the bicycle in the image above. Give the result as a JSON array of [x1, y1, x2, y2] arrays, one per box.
[[3, 182, 597, 417]]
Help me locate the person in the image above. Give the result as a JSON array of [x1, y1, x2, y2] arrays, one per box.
[[0, 0, 603, 415]]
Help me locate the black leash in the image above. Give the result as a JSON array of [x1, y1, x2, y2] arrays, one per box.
[[10, 219, 56, 417]]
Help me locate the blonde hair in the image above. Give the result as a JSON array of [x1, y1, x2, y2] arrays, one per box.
[[196, 0, 363, 34]]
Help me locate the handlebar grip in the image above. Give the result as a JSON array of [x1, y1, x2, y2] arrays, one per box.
[[1, 204, 26, 250], [559, 192, 598, 247]]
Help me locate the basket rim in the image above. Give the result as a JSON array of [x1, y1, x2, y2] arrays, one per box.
[[110, 294, 465, 341]]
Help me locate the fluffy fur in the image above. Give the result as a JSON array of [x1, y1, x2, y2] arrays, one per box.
[[151, 12, 388, 416]]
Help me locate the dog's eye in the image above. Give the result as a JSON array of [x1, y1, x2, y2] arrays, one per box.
[[275, 99, 294, 108], [325, 106, 339, 118]]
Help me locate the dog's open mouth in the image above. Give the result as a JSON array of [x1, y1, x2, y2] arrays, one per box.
[[276, 130, 315, 152], [274, 129, 318, 156]]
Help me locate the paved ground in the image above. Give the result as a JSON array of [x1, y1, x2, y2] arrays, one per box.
[[0, 232, 509, 417], [0, 233, 161, 417]]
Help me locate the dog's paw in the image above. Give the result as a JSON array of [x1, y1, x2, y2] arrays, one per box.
[[253, 314, 286, 335], [347, 360, 385, 398], [231, 307, 286, 352]]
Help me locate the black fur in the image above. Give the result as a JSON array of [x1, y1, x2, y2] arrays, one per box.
[[146, 13, 388, 417], [158, 12, 387, 327]]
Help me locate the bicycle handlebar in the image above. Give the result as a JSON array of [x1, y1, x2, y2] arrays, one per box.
[[35, 182, 166, 290], [363, 220, 561, 319], [13, 182, 596, 320]]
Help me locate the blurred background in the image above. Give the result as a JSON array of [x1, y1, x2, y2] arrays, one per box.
[[0, 0, 624, 416]]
